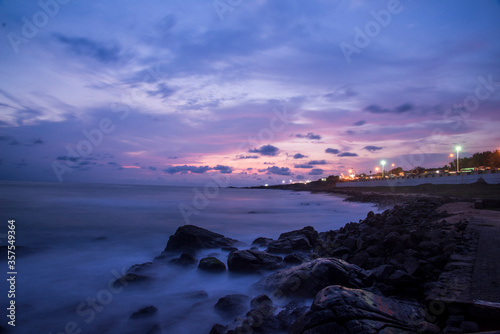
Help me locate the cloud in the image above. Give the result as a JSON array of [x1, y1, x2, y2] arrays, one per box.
[[307, 160, 327, 165], [353, 120, 366, 126], [309, 169, 323, 176], [294, 164, 313, 169], [325, 148, 340, 154], [296, 132, 321, 140], [163, 165, 212, 174], [54, 34, 123, 63], [293, 153, 307, 159], [148, 166, 157, 171], [147, 83, 176, 98], [338, 152, 358, 157], [213, 165, 233, 174], [238, 155, 259, 159], [249, 144, 279, 156], [364, 103, 414, 114], [363, 146, 383, 152], [259, 166, 291, 175], [167, 156, 178, 159]]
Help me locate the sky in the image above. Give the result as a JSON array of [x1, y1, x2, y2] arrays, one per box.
[[1, 0, 500, 186]]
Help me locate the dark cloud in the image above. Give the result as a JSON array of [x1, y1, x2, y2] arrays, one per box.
[[296, 132, 321, 140], [293, 153, 307, 159], [259, 166, 291, 175], [148, 166, 157, 171], [163, 165, 212, 174], [238, 155, 259, 159], [325, 148, 340, 154], [147, 83, 176, 98], [57, 156, 80, 162], [309, 168, 323, 176], [213, 165, 234, 174], [338, 152, 358, 157], [108, 161, 119, 166], [167, 156, 178, 159], [296, 175, 305, 180], [33, 139, 44, 145], [307, 160, 327, 165], [364, 103, 414, 114], [353, 120, 366, 126], [249, 144, 279, 156], [364, 146, 383, 152], [294, 164, 313, 169], [54, 34, 123, 63]]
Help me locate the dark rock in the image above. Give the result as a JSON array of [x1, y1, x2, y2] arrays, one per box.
[[290, 285, 440, 334], [284, 254, 305, 264], [127, 262, 154, 274], [277, 301, 309, 331], [369, 264, 394, 282], [254, 258, 367, 298], [130, 305, 158, 319], [227, 250, 283, 273], [250, 294, 273, 309], [214, 294, 249, 319], [198, 257, 226, 272], [330, 246, 351, 257], [460, 321, 478, 332], [267, 226, 319, 254], [169, 253, 197, 266], [252, 237, 274, 247], [113, 273, 150, 287], [404, 256, 421, 276], [209, 324, 227, 334], [164, 225, 242, 253], [221, 247, 238, 252]]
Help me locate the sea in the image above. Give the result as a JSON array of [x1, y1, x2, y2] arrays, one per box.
[[0, 181, 380, 334]]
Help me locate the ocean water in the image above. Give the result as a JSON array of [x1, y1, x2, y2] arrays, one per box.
[[0, 181, 380, 334]]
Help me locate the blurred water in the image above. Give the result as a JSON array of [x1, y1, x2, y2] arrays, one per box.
[[0, 181, 379, 334]]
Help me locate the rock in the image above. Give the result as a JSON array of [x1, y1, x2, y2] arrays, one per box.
[[250, 294, 273, 309], [164, 225, 242, 253], [460, 321, 478, 332], [227, 250, 283, 273], [277, 301, 309, 331], [214, 294, 249, 319], [198, 257, 226, 272], [130, 305, 158, 319], [267, 226, 319, 254], [254, 258, 368, 298], [169, 253, 197, 266], [284, 254, 305, 264], [404, 256, 420, 276], [330, 246, 351, 257], [113, 273, 150, 287], [369, 264, 394, 282], [290, 285, 440, 334], [209, 324, 227, 334], [252, 237, 274, 247]]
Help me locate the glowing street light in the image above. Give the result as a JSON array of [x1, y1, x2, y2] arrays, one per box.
[[455, 146, 462, 172], [381, 160, 386, 178]]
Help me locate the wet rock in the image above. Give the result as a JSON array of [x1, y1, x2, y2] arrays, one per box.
[[214, 294, 249, 319], [209, 324, 227, 334], [254, 258, 368, 298], [267, 226, 319, 254], [250, 294, 273, 309], [290, 285, 440, 334], [113, 273, 150, 287], [130, 305, 158, 319], [169, 253, 197, 266], [252, 237, 274, 247], [284, 254, 305, 264], [277, 301, 309, 331], [146, 324, 161, 334], [227, 250, 283, 273], [164, 225, 242, 253], [198, 257, 226, 272]]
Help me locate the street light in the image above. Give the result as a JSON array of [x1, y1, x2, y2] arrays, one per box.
[[381, 160, 386, 178], [455, 146, 461, 173]]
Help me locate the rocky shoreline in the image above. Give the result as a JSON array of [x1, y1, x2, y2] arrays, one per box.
[[115, 196, 499, 333]]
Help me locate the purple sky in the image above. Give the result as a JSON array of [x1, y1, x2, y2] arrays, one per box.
[[1, 0, 500, 186]]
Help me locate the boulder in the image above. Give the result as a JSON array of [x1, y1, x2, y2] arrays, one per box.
[[169, 253, 197, 266], [198, 257, 226, 272], [284, 254, 306, 264], [252, 237, 274, 247], [164, 225, 242, 253], [227, 250, 283, 273], [214, 294, 249, 319], [290, 285, 440, 334], [267, 226, 319, 254], [254, 258, 368, 298]]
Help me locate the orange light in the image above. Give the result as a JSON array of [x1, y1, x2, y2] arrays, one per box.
[[391, 163, 395, 167], [348, 169, 352, 173], [375, 167, 380, 171], [449, 154, 454, 158]]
